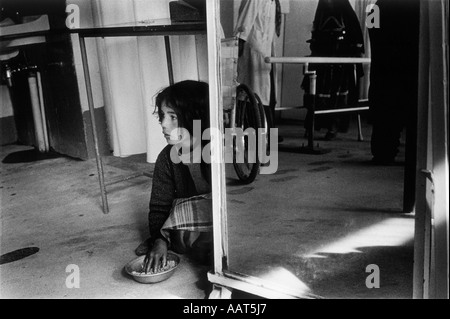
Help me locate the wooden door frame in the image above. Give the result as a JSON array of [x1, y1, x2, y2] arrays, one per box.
[[413, 0, 449, 299], [207, 0, 449, 300]]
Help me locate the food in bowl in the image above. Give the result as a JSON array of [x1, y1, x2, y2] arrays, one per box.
[[125, 253, 180, 284], [131, 259, 177, 275]]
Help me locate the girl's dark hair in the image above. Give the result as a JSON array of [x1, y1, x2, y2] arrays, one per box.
[[154, 80, 211, 185], [155, 80, 210, 136]]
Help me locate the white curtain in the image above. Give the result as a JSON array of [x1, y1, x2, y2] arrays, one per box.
[[90, 0, 208, 162]]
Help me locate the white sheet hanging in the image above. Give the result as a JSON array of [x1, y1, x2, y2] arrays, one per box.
[[92, 0, 207, 162]]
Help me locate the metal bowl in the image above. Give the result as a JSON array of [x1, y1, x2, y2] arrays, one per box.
[[124, 252, 180, 284]]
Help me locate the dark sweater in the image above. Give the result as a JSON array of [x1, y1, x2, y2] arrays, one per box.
[[148, 144, 211, 244]]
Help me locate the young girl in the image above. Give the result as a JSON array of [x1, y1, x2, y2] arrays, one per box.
[[136, 80, 213, 273]]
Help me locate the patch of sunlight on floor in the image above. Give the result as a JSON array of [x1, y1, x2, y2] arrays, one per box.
[[303, 217, 414, 258], [257, 266, 312, 297]]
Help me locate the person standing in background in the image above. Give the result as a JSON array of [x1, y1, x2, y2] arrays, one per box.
[[368, 0, 419, 165], [368, 0, 420, 213], [234, 0, 281, 131]]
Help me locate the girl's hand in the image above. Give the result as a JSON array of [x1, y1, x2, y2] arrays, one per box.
[[143, 238, 168, 273]]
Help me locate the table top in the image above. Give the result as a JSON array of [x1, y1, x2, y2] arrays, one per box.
[[70, 18, 207, 38], [0, 19, 206, 42]]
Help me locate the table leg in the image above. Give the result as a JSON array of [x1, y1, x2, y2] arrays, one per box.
[[79, 35, 109, 214], [164, 36, 174, 85], [292, 72, 330, 154], [357, 113, 364, 141]]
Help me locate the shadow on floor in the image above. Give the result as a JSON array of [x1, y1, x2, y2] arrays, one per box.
[[299, 241, 414, 299], [2, 148, 66, 164]]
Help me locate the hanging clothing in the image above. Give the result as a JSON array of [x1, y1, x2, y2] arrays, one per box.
[[302, 0, 365, 135], [308, 0, 365, 58], [234, 0, 277, 106]]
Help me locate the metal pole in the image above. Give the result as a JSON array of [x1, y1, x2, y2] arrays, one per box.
[[265, 56, 371, 65], [357, 113, 364, 141], [79, 35, 109, 214], [164, 36, 174, 85], [307, 72, 317, 149]]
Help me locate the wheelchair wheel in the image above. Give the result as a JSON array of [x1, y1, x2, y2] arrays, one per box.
[[233, 84, 262, 184], [254, 93, 269, 159], [254, 93, 268, 139]]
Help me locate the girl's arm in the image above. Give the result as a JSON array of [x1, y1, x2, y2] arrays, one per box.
[[148, 147, 176, 246]]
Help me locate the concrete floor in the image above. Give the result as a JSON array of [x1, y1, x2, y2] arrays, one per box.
[[0, 145, 210, 299], [0, 117, 414, 299], [226, 118, 414, 299]]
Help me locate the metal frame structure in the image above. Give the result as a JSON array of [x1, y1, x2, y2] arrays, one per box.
[[71, 19, 207, 214], [266, 56, 371, 154]]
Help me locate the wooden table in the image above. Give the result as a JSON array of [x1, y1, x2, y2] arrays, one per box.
[[71, 19, 207, 214]]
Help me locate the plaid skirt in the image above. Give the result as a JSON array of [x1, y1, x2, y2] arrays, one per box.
[[161, 193, 213, 254]]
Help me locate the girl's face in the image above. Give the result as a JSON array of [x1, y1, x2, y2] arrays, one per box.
[[160, 104, 180, 145], [160, 103, 192, 149]]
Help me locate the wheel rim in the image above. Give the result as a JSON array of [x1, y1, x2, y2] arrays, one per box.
[[233, 85, 261, 181]]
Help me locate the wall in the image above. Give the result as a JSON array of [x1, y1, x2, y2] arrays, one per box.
[[0, 84, 17, 145]]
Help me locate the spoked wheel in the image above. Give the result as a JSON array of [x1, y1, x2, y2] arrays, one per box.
[[254, 93, 269, 145], [233, 84, 263, 184], [254, 93, 273, 155]]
